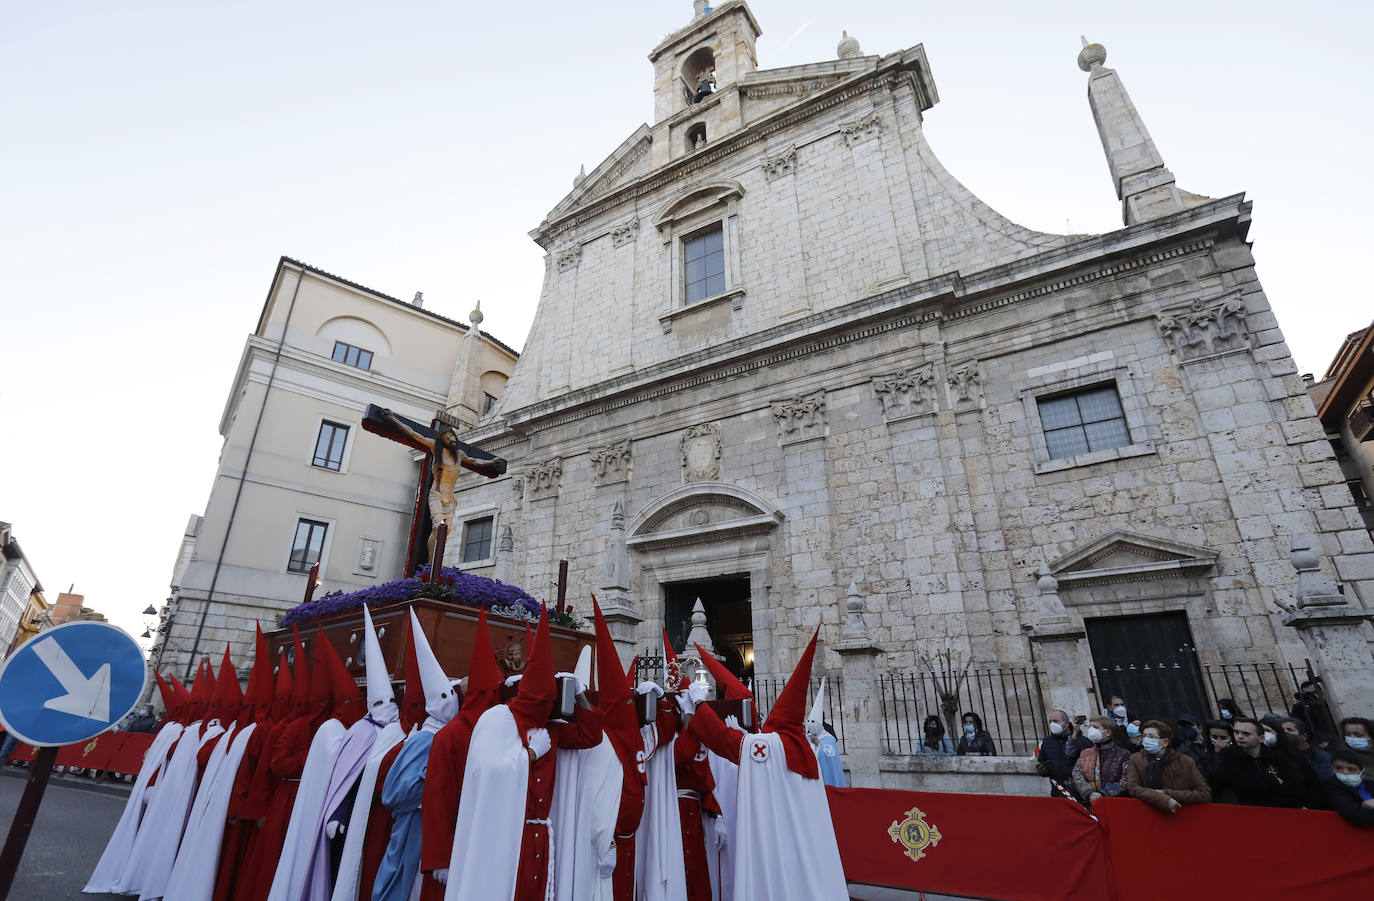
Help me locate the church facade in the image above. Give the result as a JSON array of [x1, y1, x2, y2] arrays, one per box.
[[442, 2, 1374, 755]]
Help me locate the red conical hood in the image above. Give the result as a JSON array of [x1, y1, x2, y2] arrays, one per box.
[[210, 643, 242, 725], [289, 626, 311, 721], [760, 628, 820, 779], [509, 610, 555, 736], [662, 628, 689, 690], [456, 610, 502, 732], [322, 630, 364, 726], [185, 659, 211, 723], [400, 616, 426, 730], [270, 642, 294, 722], [626, 656, 639, 683], [155, 671, 177, 716], [243, 624, 273, 725], [202, 656, 216, 694], [308, 627, 335, 729], [594, 599, 641, 777], [694, 642, 758, 730]]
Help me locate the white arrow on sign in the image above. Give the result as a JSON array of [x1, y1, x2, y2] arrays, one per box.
[[31, 636, 111, 723]]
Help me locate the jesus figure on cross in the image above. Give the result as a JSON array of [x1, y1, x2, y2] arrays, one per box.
[[378, 408, 487, 562]]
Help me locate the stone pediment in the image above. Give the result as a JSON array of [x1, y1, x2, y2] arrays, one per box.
[[626, 482, 782, 552], [541, 125, 653, 227], [1047, 530, 1218, 589]]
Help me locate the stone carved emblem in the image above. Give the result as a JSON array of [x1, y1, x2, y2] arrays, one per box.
[[589, 440, 632, 485], [1156, 296, 1250, 360], [610, 219, 640, 248], [887, 806, 943, 863], [946, 360, 984, 411], [357, 538, 380, 572], [771, 392, 827, 444], [761, 146, 797, 181], [555, 244, 582, 272], [511, 474, 525, 508], [524, 458, 563, 501], [872, 364, 938, 421], [497, 525, 514, 554], [840, 112, 883, 147], [681, 423, 722, 482]]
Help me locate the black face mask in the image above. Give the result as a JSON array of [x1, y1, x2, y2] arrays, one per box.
[[924, 726, 941, 735]]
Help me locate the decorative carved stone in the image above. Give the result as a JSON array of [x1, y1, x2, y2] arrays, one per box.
[[497, 525, 514, 554], [681, 423, 722, 482], [771, 392, 827, 444], [840, 112, 882, 147], [589, 439, 632, 485], [762, 146, 797, 181], [1156, 295, 1250, 360], [494, 525, 516, 584], [555, 244, 582, 272], [872, 364, 938, 421], [524, 458, 563, 501], [610, 218, 640, 248], [946, 360, 984, 411], [602, 498, 630, 592], [511, 474, 525, 508], [357, 538, 380, 573]]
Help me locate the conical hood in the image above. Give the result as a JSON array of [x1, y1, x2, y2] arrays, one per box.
[[456, 610, 502, 732], [169, 675, 191, 724], [289, 626, 312, 720], [663, 628, 689, 689], [760, 628, 821, 779], [408, 607, 457, 724], [157, 672, 190, 723], [185, 658, 211, 723], [320, 629, 364, 726], [361, 607, 397, 725], [400, 616, 425, 730], [509, 609, 555, 736], [626, 656, 639, 683], [270, 642, 294, 721], [209, 643, 242, 725], [694, 641, 758, 729], [307, 627, 334, 729], [593, 599, 641, 775], [244, 624, 273, 725], [806, 677, 828, 734]]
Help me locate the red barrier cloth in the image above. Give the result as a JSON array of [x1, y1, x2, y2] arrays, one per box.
[[105, 732, 155, 776], [1095, 797, 1374, 898], [9, 744, 40, 764], [56, 732, 127, 770], [826, 786, 1109, 901]]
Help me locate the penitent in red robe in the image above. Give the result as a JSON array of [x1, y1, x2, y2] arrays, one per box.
[[237, 717, 312, 901], [675, 725, 721, 901], [418, 704, 492, 901], [611, 702, 676, 901], [212, 717, 278, 901]]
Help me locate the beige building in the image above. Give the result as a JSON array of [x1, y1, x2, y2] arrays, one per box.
[[439, 2, 1374, 787], [1308, 322, 1374, 535], [153, 258, 518, 681]]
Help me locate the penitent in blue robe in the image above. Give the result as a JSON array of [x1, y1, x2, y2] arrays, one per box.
[[815, 734, 846, 788], [371, 730, 434, 901]]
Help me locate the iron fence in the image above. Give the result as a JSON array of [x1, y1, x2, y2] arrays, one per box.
[[877, 665, 1047, 756]]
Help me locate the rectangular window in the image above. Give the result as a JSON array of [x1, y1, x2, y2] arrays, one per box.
[[288, 519, 329, 573], [462, 516, 494, 563], [683, 225, 725, 304], [1037, 384, 1131, 460], [482, 393, 498, 415], [331, 340, 374, 371], [311, 421, 349, 471]]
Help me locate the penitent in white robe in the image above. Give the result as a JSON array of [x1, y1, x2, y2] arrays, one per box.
[[330, 720, 406, 901], [730, 731, 847, 901], [550, 734, 622, 901], [634, 731, 687, 901], [164, 722, 258, 901], [705, 751, 739, 901], [444, 705, 529, 901], [267, 719, 348, 901], [83, 722, 184, 894]]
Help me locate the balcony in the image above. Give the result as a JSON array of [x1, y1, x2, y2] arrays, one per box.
[[1350, 398, 1374, 442]]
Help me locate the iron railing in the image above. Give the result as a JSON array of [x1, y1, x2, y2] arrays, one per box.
[[877, 665, 1047, 756]]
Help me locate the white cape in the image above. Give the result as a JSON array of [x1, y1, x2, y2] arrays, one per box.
[[165, 722, 258, 901], [445, 705, 528, 901], [330, 720, 406, 901], [731, 732, 847, 900], [550, 735, 622, 901], [267, 718, 348, 901], [705, 751, 739, 901], [634, 732, 687, 901], [83, 722, 183, 894]]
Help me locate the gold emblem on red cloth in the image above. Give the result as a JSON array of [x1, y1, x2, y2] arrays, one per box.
[[887, 806, 942, 863], [82, 738, 99, 757]]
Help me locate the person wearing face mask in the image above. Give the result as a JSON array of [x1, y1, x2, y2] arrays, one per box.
[[1071, 717, 1131, 805], [1212, 718, 1304, 808], [1279, 716, 1331, 782], [918, 715, 954, 755], [1116, 718, 1145, 752], [1172, 714, 1206, 765], [1104, 696, 1128, 727], [1325, 749, 1374, 827], [954, 712, 997, 756], [1035, 709, 1089, 798], [1123, 720, 1211, 814], [1336, 717, 1374, 772], [1215, 698, 1245, 723]]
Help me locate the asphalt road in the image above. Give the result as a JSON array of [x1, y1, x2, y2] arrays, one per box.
[[0, 771, 128, 900]]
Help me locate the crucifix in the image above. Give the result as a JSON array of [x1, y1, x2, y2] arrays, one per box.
[[361, 404, 508, 573]]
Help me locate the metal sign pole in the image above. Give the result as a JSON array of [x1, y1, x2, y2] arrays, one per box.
[[0, 745, 58, 899]]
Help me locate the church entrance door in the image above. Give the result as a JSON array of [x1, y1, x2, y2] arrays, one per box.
[[665, 575, 753, 682], [1085, 611, 1208, 721]]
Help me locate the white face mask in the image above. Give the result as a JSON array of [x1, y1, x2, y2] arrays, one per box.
[[1112, 705, 1127, 718], [1348, 736, 1372, 751], [1336, 772, 1364, 788], [1262, 732, 1278, 747], [1085, 726, 1104, 744], [1049, 721, 1064, 736]]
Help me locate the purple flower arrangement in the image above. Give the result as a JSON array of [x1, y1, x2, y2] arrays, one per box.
[[279, 565, 543, 627]]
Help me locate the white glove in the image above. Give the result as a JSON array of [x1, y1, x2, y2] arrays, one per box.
[[504, 674, 523, 687], [687, 682, 709, 706], [432, 869, 449, 885], [598, 844, 617, 877], [723, 715, 742, 732], [325, 820, 342, 839], [676, 692, 696, 716], [714, 816, 729, 850], [635, 681, 664, 699], [526, 727, 552, 760], [554, 671, 585, 695]]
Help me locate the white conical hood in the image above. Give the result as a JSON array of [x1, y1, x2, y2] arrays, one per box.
[[362, 607, 398, 725], [806, 677, 827, 736], [573, 645, 592, 689], [408, 607, 458, 724]]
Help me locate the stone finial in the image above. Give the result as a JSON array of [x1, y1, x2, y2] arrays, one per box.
[[412, 291, 425, 308], [843, 579, 869, 640], [1290, 534, 1345, 608], [687, 598, 715, 656], [837, 30, 862, 60], [574, 164, 587, 188], [1036, 562, 1059, 595], [469, 299, 484, 329], [1077, 36, 1106, 72]]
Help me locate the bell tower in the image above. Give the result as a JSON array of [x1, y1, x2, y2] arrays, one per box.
[[648, 0, 761, 166]]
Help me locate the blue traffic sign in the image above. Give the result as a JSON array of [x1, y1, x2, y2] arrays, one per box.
[[0, 621, 146, 747]]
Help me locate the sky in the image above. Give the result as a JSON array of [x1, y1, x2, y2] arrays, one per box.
[[2, 1, 1370, 647]]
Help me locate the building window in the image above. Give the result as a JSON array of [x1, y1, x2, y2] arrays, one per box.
[[288, 519, 329, 573], [311, 422, 349, 471], [683, 225, 725, 304], [461, 516, 494, 563], [331, 340, 373, 371], [482, 393, 498, 415], [1038, 384, 1131, 460]]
